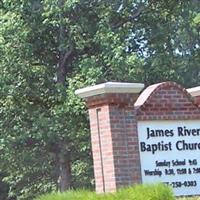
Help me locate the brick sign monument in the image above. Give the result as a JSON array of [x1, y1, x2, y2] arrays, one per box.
[[75, 82, 200, 196]]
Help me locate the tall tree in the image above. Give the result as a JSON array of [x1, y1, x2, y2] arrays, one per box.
[[0, 1, 200, 200], [0, 0, 141, 199], [126, 0, 200, 87]]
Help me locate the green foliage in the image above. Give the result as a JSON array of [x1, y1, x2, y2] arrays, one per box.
[[193, 13, 200, 25], [0, 1, 142, 198], [0, 0, 200, 200], [129, 0, 200, 87], [35, 184, 174, 200]]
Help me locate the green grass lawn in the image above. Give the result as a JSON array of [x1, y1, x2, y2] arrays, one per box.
[[35, 184, 174, 200], [35, 184, 200, 200]]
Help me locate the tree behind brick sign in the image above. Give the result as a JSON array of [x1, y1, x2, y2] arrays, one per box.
[[0, 0, 200, 199]]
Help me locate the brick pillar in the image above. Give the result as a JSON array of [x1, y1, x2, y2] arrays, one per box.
[[187, 86, 200, 106], [75, 82, 144, 193]]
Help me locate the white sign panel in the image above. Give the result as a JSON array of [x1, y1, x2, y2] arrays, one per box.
[[138, 120, 200, 196]]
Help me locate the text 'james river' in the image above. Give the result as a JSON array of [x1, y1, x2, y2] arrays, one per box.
[[140, 126, 200, 154]]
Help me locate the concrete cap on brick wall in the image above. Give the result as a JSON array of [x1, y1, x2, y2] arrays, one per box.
[[75, 82, 144, 98], [187, 86, 200, 97]]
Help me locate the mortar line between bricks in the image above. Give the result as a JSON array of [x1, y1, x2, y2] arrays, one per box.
[[96, 108, 105, 193]]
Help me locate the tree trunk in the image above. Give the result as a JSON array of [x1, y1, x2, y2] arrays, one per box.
[[56, 0, 73, 192], [57, 156, 71, 192], [57, 46, 74, 85], [57, 0, 72, 85]]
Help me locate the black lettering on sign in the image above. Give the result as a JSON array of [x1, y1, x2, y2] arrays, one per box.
[[163, 181, 197, 188], [193, 168, 200, 174], [172, 159, 186, 166], [177, 126, 200, 137], [165, 169, 175, 175], [177, 168, 187, 175], [144, 169, 162, 177], [140, 141, 172, 154], [189, 159, 197, 165], [155, 160, 170, 168], [188, 168, 192, 174], [146, 128, 174, 139], [176, 140, 200, 151]]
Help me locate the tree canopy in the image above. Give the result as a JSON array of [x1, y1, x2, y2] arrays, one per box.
[[0, 0, 200, 199]]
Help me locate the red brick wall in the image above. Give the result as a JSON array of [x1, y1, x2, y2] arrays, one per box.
[[87, 93, 140, 192], [89, 105, 116, 193], [135, 82, 200, 120], [109, 104, 141, 188]]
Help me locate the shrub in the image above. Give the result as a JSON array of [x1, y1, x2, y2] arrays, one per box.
[[35, 184, 174, 200]]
